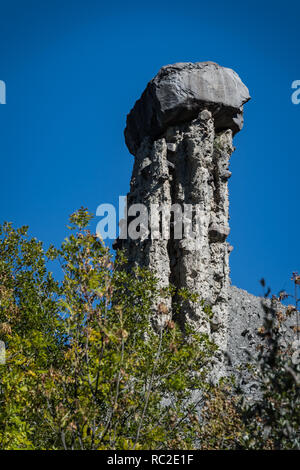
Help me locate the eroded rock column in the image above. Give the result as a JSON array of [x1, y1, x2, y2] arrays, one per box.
[[116, 62, 250, 374]]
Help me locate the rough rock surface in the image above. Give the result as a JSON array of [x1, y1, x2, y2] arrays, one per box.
[[227, 286, 295, 391], [227, 285, 267, 370], [120, 113, 233, 351], [125, 62, 250, 156], [118, 62, 253, 377]]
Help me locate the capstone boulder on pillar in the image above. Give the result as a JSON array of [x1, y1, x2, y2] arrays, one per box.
[[118, 61, 250, 377], [125, 61, 250, 156]]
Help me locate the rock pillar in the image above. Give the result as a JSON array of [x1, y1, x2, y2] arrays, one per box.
[[116, 62, 250, 374]]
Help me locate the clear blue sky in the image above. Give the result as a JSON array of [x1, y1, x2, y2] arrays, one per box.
[[0, 0, 299, 297]]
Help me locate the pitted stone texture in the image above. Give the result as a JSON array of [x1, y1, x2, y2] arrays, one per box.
[[117, 62, 251, 378], [227, 286, 267, 371], [119, 112, 234, 374], [227, 286, 295, 367], [119, 137, 173, 329], [125, 62, 250, 155], [227, 286, 296, 392]]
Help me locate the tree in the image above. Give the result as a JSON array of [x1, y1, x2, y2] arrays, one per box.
[[0, 209, 216, 450], [0, 209, 299, 450], [0, 222, 63, 449]]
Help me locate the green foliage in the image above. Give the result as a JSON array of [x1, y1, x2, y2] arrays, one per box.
[[0, 209, 299, 450], [0, 209, 216, 450], [198, 383, 247, 450], [0, 222, 64, 449]]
